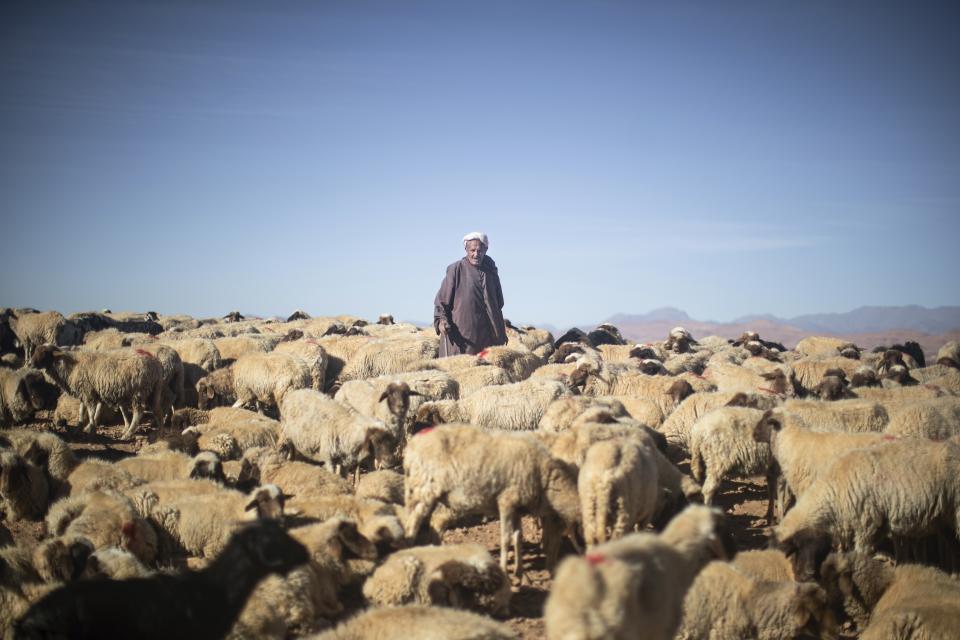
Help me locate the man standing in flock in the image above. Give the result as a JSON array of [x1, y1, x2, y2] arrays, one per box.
[[433, 231, 507, 356]]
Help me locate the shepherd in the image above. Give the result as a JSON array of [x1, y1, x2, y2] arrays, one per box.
[[433, 231, 507, 356]]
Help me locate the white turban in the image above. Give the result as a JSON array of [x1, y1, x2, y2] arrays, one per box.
[[462, 231, 489, 248]]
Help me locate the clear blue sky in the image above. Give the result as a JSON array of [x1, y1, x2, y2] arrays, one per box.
[[2, 1, 957, 328]]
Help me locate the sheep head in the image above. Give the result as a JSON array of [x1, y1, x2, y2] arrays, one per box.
[[378, 381, 421, 423], [189, 452, 225, 484], [837, 343, 860, 360], [244, 484, 292, 521], [662, 505, 737, 565], [752, 409, 782, 444], [667, 379, 695, 407], [362, 427, 399, 470], [29, 343, 65, 371], [542, 459, 581, 529], [776, 527, 833, 582], [850, 367, 880, 388], [811, 376, 854, 401], [818, 552, 894, 631]]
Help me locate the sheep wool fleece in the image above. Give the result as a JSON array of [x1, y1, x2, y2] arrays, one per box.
[[433, 256, 507, 356]]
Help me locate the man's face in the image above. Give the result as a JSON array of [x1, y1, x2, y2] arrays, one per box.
[[465, 239, 486, 266]]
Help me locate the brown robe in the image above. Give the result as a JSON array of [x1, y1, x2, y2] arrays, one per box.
[[433, 255, 507, 356]]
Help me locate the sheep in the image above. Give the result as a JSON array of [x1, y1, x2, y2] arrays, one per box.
[[579, 437, 660, 547], [820, 551, 960, 636], [52, 393, 120, 429], [687, 406, 775, 521], [506, 323, 554, 360], [774, 397, 890, 433], [45, 490, 158, 565], [83, 546, 153, 580], [795, 336, 853, 359], [0, 367, 47, 426], [703, 361, 798, 398], [170, 406, 211, 430], [362, 543, 511, 616], [660, 390, 780, 450], [1, 429, 78, 500], [280, 389, 399, 480], [307, 605, 519, 640], [196, 364, 237, 409], [14, 521, 309, 640], [355, 469, 405, 505], [538, 396, 630, 433], [0, 448, 49, 521], [411, 378, 570, 432], [236, 446, 353, 498], [159, 337, 221, 408], [753, 412, 897, 519], [775, 438, 960, 570], [404, 424, 581, 576], [853, 381, 945, 401], [676, 560, 836, 640], [312, 334, 370, 388], [231, 351, 312, 414], [114, 450, 225, 485], [730, 548, 796, 582], [8, 310, 82, 362], [188, 407, 281, 460], [569, 360, 707, 411], [446, 363, 512, 396], [474, 345, 543, 382], [65, 458, 145, 495], [31, 344, 164, 439], [133, 342, 186, 422], [339, 334, 438, 382], [142, 484, 289, 559], [937, 340, 960, 369], [663, 326, 698, 353], [335, 377, 433, 438], [882, 396, 960, 439], [284, 494, 405, 560], [212, 333, 282, 364], [272, 338, 329, 392], [543, 505, 736, 640], [791, 356, 864, 394]]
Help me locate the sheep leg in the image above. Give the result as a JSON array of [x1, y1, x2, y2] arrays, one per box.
[[353, 465, 361, 486], [701, 474, 719, 507], [511, 520, 523, 578], [498, 511, 512, 574], [231, 398, 245, 409], [118, 405, 130, 429], [122, 406, 143, 440], [404, 498, 434, 540], [764, 468, 777, 526], [77, 401, 87, 427]]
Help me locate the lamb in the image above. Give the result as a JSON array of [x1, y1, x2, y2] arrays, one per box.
[[404, 424, 581, 576], [775, 438, 960, 570], [45, 489, 158, 565], [0, 367, 47, 426], [411, 378, 570, 432], [279, 389, 399, 479], [114, 450, 226, 485], [688, 406, 775, 521], [14, 521, 308, 640], [676, 560, 836, 640], [819, 551, 960, 637], [543, 505, 736, 640], [31, 344, 164, 439], [753, 412, 896, 519], [362, 543, 511, 616], [52, 393, 120, 429], [196, 363, 237, 409], [143, 483, 288, 559], [8, 310, 82, 362], [0, 448, 49, 521], [236, 446, 353, 498], [307, 605, 519, 640], [231, 351, 312, 414], [579, 437, 660, 547], [272, 338, 329, 391]]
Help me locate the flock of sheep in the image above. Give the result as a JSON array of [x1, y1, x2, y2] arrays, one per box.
[[1, 306, 960, 639]]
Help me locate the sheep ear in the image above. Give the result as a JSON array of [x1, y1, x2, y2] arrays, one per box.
[[377, 390, 389, 403], [244, 496, 259, 512], [205, 386, 215, 399], [407, 390, 422, 397]]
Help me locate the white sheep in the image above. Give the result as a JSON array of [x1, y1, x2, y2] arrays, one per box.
[[775, 397, 890, 433], [231, 351, 312, 414], [188, 407, 281, 460], [0, 448, 49, 521], [676, 560, 836, 640], [307, 605, 519, 640], [355, 469, 405, 505], [335, 376, 439, 438], [404, 424, 581, 576], [31, 344, 164, 439], [9, 310, 81, 362], [411, 378, 570, 432], [212, 333, 282, 363], [236, 446, 353, 498], [114, 450, 225, 485], [795, 336, 853, 358], [775, 437, 960, 566], [339, 334, 438, 382], [65, 458, 145, 495], [538, 396, 630, 433], [45, 489, 158, 565], [543, 505, 735, 640], [474, 345, 544, 382], [279, 389, 399, 479], [688, 406, 774, 520], [882, 396, 960, 439], [820, 551, 960, 636], [362, 543, 511, 616], [283, 494, 405, 554], [703, 361, 798, 398], [579, 437, 660, 547], [196, 364, 237, 409], [272, 337, 329, 391], [1, 429, 78, 500], [660, 390, 780, 450], [0, 367, 46, 426]]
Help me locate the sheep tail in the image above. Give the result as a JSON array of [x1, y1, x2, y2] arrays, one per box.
[[690, 447, 706, 484]]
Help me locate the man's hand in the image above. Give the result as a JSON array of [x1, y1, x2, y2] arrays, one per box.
[[438, 319, 448, 335]]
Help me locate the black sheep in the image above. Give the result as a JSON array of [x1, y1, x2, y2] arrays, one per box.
[[14, 520, 308, 640]]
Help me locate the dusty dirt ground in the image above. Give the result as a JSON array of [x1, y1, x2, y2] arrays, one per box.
[[5, 413, 773, 640]]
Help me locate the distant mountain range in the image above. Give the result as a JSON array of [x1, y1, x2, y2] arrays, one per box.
[[594, 305, 960, 358]]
